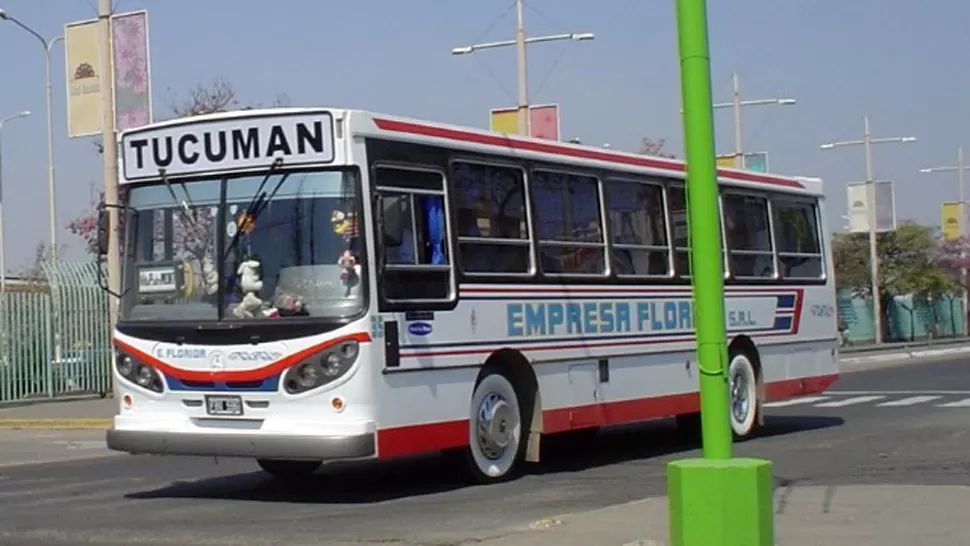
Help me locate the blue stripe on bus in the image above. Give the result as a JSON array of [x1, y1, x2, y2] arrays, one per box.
[[399, 325, 791, 351], [164, 373, 281, 393]]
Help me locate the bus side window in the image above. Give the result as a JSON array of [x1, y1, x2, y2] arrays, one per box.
[[451, 161, 532, 275], [722, 192, 775, 278], [375, 166, 455, 305], [772, 199, 824, 279]]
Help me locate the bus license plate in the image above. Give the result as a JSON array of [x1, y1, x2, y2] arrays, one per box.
[[206, 395, 243, 416]]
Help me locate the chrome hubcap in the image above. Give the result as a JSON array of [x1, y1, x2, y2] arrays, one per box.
[[730, 365, 750, 424], [476, 392, 516, 460]]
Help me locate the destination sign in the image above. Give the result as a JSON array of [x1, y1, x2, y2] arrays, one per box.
[[121, 112, 335, 181]]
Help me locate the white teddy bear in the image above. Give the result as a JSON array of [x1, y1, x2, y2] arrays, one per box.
[[233, 259, 265, 319]]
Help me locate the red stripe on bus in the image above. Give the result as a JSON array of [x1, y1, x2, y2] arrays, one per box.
[[113, 332, 372, 383], [372, 118, 805, 189], [375, 373, 838, 459]]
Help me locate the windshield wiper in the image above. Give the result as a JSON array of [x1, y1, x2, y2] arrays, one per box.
[[222, 157, 290, 262], [158, 168, 209, 245]]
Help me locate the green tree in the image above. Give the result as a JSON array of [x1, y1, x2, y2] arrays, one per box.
[[834, 221, 959, 339], [834, 221, 957, 298]]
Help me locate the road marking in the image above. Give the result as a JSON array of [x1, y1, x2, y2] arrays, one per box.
[[876, 395, 942, 407], [764, 396, 831, 408], [937, 398, 970, 408], [827, 390, 970, 395], [815, 395, 885, 407]]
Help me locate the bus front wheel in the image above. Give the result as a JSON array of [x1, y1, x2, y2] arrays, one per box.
[[256, 459, 322, 479], [463, 371, 527, 484]]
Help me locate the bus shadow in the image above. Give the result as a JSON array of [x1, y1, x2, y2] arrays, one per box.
[[531, 414, 843, 474], [125, 414, 842, 504]]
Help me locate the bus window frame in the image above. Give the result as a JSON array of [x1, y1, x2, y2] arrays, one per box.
[[371, 161, 458, 312], [448, 156, 538, 280], [527, 164, 611, 280]]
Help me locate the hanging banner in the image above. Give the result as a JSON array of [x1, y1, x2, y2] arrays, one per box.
[[66, 10, 154, 137], [941, 201, 968, 241], [489, 104, 560, 140], [111, 10, 153, 131], [846, 180, 896, 233], [64, 18, 102, 138]]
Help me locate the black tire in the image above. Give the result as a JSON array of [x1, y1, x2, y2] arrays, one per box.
[[256, 459, 322, 479]]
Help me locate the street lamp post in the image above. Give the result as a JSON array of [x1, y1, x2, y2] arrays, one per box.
[[0, 9, 62, 259], [451, 0, 594, 137], [0, 110, 31, 295], [0, 109, 31, 368], [821, 116, 916, 345], [920, 148, 970, 337], [712, 72, 796, 168]]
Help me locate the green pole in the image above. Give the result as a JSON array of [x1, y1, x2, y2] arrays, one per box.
[[674, 0, 732, 460], [666, 1, 775, 544]]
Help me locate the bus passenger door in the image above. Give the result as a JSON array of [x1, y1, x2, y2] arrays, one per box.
[[566, 362, 604, 429]]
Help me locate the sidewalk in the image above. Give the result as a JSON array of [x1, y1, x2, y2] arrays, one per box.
[[840, 335, 970, 354], [473, 484, 970, 546], [0, 396, 117, 429], [840, 337, 970, 366]]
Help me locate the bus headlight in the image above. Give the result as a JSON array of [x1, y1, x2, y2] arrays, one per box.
[[283, 340, 360, 394], [115, 352, 164, 393]]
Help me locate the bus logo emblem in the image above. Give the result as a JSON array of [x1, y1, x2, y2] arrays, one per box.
[[208, 351, 226, 371], [408, 322, 433, 336]]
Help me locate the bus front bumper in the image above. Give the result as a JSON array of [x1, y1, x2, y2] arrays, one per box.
[[106, 427, 376, 461]]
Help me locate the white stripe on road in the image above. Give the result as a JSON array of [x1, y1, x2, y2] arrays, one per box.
[[827, 390, 970, 395], [875, 395, 942, 407], [763, 396, 831, 408], [815, 395, 885, 407], [937, 398, 970, 408]]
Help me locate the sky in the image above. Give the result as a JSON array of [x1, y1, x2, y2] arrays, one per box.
[[0, 0, 967, 272]]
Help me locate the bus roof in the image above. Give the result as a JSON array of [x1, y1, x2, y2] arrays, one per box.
[[119, 107, 824, 195]]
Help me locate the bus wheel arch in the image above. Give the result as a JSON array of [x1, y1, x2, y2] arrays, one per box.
[[727, 335, 764, 438], [463, 349, 541, 483]]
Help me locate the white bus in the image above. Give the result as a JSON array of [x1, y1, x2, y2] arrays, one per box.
[[105, 107, 840, 483]]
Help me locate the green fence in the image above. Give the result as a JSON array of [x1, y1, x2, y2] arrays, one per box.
[[0, 261, 112, 403], [837, 288, 967, 344]]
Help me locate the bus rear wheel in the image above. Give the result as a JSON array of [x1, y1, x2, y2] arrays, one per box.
[[728, 348, 761, 439], [256, 459, 322, 479], [463, 371, 527, 484]]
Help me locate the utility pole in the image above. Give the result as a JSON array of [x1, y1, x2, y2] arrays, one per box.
[[709, 72, 795, 168], [451, 2, 593, 137], [920, 147, 970, 337], [99, 0, 121, 328], [514, 0, 529, 136], [822, 117, 916, 344]]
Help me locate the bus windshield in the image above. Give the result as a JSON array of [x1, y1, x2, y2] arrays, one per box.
[[119, 168, 365, 323]]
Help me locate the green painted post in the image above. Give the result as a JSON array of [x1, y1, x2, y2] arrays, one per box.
[[667, 0, 775, 545], [675, 0, 732, 462]]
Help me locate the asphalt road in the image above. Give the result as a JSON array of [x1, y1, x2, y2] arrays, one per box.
[[2, 357, 970, 546]]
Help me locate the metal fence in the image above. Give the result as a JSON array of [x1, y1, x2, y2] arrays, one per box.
[[838, 288, 967, 344], [0, 261, 111, 403]]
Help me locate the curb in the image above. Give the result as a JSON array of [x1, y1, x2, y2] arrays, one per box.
[[0, 419, 113, 430], [840, 345, 970, 365]]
